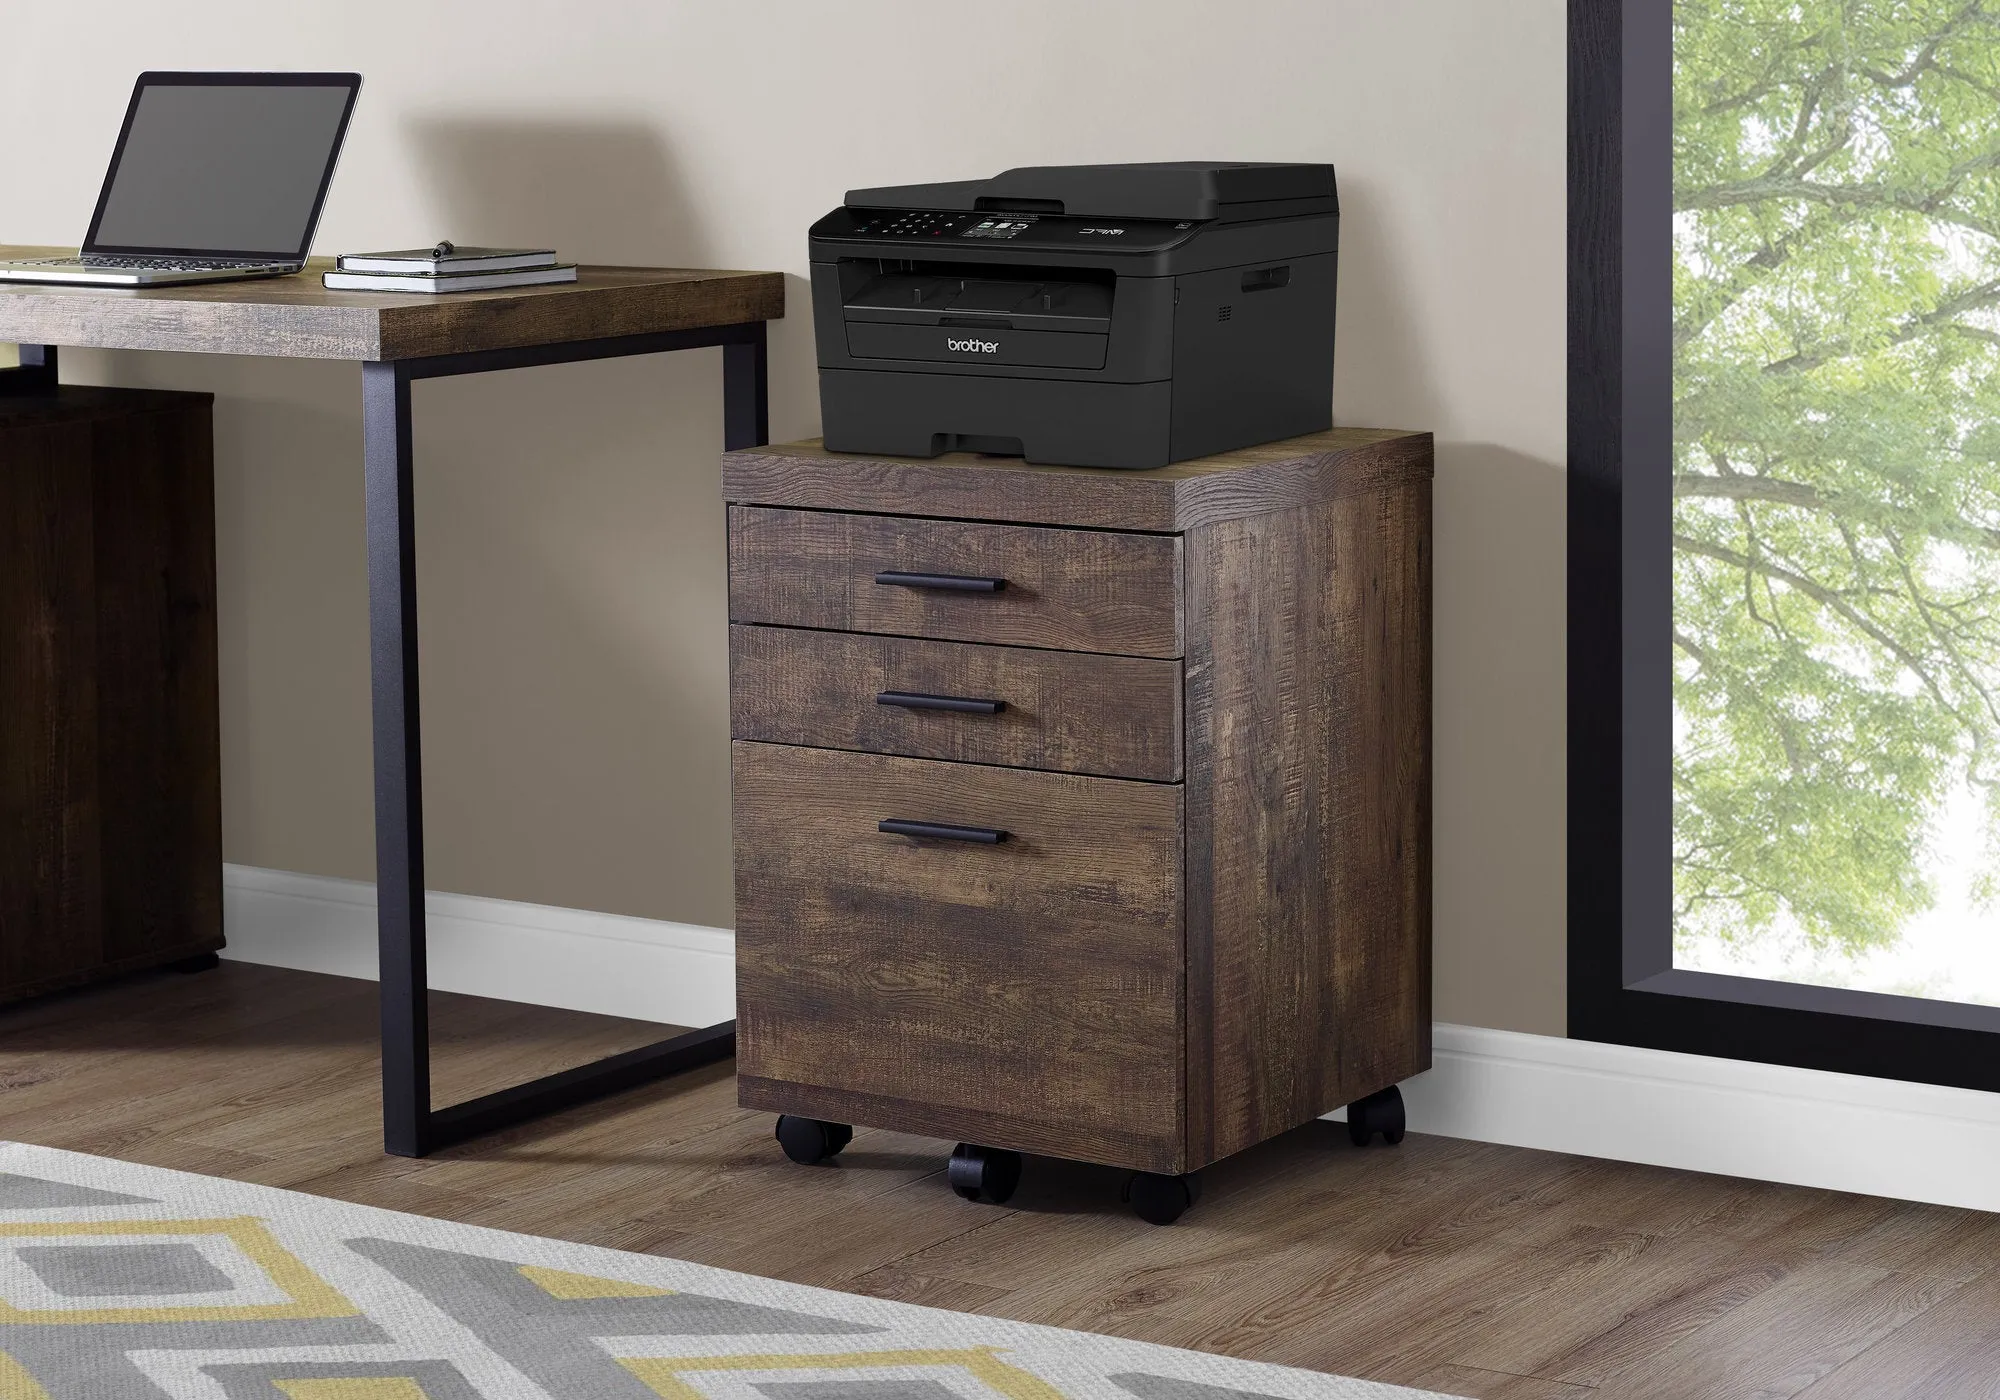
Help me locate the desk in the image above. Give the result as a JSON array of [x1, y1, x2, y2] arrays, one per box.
[[0, 251, 784, 1157]]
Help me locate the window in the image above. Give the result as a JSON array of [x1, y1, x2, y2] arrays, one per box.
[[1571, 0, 2000, 1087]]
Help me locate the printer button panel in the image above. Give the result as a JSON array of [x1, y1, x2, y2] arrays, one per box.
[[857, 212, 982, 239], [831, 207, 1197, 251], [850, 212, 1034, 240]]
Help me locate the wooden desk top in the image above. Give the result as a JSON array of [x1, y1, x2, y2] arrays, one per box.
[[722, 428, 1434, 532], [0, 248, 784, 362]]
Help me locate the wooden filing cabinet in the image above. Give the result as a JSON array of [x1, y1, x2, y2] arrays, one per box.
[[723, 428, 1431, 1223]]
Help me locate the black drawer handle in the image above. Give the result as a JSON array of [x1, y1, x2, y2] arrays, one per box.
[[874, 570, 1006, 593], [877, 690, 1007, 715], [878, 818, 1008, 844]]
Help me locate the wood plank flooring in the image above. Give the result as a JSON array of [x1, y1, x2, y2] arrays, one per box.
[[2, 960, 1995, 1399]]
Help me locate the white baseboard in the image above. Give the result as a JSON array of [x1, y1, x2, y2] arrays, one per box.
[[222, 866, 2000, 1213], [1391, 1024, 2000, 1215], [221, 864, 734, 1028]]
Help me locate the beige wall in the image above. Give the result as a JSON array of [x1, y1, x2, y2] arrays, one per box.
[[1, 1, 1568, 1034]]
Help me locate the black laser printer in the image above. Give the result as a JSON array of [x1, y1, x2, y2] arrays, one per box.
[[809, 161, 1338, 469]]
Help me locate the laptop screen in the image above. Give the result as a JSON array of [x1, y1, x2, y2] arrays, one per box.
[[85, 73, 360, 261]]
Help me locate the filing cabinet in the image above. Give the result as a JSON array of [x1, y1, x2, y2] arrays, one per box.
[[723, 428, 1432, 1223]]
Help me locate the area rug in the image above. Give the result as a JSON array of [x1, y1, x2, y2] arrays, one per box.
[[0, 1143, 1457, 1400]]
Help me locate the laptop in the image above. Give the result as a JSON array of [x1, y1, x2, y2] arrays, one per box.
[[0, 71, 361, 287]]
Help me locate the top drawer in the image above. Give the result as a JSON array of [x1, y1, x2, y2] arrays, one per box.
[[728, 506, 1182, 657]]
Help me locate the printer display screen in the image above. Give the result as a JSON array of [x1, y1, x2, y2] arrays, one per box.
[[963, 217, 1038, 240]]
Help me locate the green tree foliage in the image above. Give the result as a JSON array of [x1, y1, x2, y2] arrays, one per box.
[[1673, 0, 2000, 953]]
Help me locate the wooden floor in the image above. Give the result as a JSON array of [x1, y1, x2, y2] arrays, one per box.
[[4, 962, 1999, 1399]]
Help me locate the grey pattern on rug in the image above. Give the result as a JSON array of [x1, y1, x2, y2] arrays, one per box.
[[0, 1143, 1463, 1400]]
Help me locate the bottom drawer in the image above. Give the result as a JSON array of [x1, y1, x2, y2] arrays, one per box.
[[732, 742, 1186, 1172]]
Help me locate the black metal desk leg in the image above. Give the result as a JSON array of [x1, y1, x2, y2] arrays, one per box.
[[362, 360, 433, 1158], [722, 321, 768, 450], [0, 343, 57, 394], [358, 324, 765, 1159]]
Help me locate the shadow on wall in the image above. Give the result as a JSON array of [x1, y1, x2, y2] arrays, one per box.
[[1431, 441, 1567, 1035], [1331, 172, 1442, 433], [348, 115, 750, 928], [406, 115, 819, 439], [1334, 175, 1569, 1036], [404, 117, 718, 267]]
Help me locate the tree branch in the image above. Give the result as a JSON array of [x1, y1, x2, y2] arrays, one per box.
[[1677, 625, 1807, 770], [1674, 531, 1965, 723], [1855, 1, 1990, 89], [1676, 167, 2000, 245], [1885, 528, 2000, 741], [1762, 277, 2000, 376], [1673, 473, 2000, 553], [1760, 66, 1848, 183], [1673, 208, 1856, 350], [1673, 627, 1718, 671], [1933, 61, 2000, 106]]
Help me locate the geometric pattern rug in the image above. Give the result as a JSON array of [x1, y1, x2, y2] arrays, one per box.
[[0, 1143, 1459, 1400]]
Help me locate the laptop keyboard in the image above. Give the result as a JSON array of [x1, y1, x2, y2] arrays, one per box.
[[11, 255, 289, 272]]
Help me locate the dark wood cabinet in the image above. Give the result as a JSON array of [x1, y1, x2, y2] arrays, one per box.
[[724, 428, 1432, 1178], [0, 387, 222, 1004]]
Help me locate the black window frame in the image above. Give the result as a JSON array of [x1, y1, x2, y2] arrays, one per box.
[[1567, 0, 2000, 1092]]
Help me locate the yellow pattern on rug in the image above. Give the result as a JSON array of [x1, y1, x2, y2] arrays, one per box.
[[274, 1380, 433, 1400], [621, 1346, 1072, 1400], [0, 1350, 54, 1399], [517, 1264, 675, 1300], [0, 1217, 359, 1326]]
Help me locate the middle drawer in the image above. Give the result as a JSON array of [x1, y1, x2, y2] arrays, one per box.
[[730, 625, 1184, 781]]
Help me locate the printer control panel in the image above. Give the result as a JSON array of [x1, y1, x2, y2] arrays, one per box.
[[851, 211, 1049, 241], [824, 207, 1200, 252], [863, 211, 985, 240]]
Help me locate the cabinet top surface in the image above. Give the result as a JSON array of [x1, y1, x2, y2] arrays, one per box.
[[0, 247, 784, 363], [722, 428, 1434, 532], [0, 384, 213, 425]]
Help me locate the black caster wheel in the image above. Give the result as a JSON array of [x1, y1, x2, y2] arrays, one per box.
[[168, 952, 221, 975], [947, 1143, 1022, 1204], [1346, 1085, 1406, 1147], [774, 1116, 853, 1165], [1123, 1170, 1202, 1226]]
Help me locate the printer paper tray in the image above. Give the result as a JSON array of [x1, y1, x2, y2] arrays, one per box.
[[845, 321, 1108, 370], [843, 270, 1113, 335]]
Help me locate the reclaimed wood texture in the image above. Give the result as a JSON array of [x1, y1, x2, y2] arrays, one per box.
[[726, 429, 1433, 1176], [0, 387, 221, 1003], [721, 428, 1433, 532], [727, 505, 1183, 657], [12, 962, 2000, 1400], [732, 741, 1186, 1173], [1183, 481, 1434, 1164], [0, 248, 783, 361], [728, 625, 1184, 781]]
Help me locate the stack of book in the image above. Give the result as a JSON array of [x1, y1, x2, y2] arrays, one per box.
[[323, 244, 578, 294]]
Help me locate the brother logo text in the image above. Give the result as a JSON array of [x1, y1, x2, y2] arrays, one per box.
[[946, 336, 1000, 353]]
